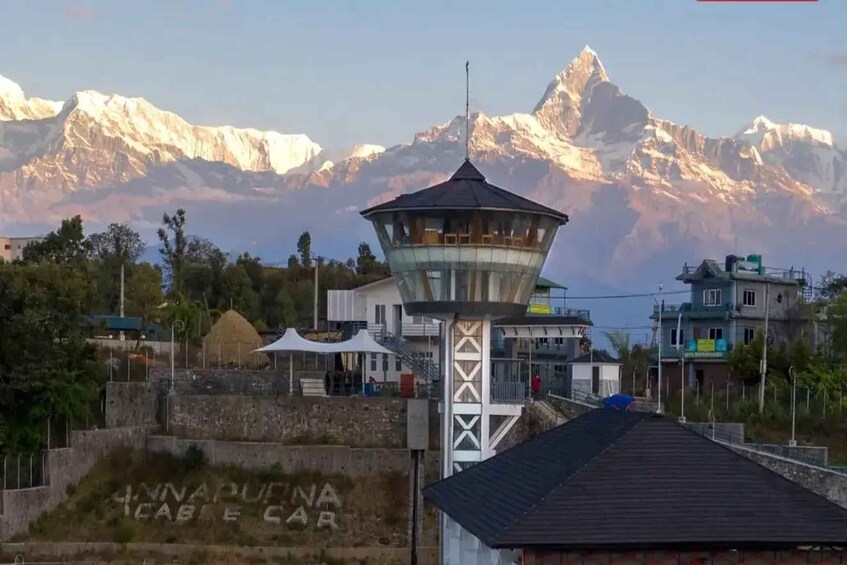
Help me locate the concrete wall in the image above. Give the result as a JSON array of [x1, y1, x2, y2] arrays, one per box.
[[752, 444, 829, 467], [546, 394, 594, 421], [725, 443, 847, 510], [1, 542, 439, 564], [684, 422, 830, 467], [146, 435, 440, 477], [167, 395, 421, 448], [0, 427, 147, 540], [106, 382, 158, 428]]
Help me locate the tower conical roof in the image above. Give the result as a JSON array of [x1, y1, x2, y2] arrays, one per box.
[[360, 160, 568, 223]]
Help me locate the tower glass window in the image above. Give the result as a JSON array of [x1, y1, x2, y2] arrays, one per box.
[[361, 161, 568, 319]]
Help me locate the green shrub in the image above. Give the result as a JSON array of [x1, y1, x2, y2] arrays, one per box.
[[182, 443, 206, 471], [113, 523, 136, 544]]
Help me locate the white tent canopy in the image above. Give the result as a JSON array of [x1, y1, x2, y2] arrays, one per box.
[[256, 328, 335, 353], [323, 329, 392, 354]]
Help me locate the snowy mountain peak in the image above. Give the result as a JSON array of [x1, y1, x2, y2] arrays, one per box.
[[743, 115, 777, 133], [0, 74, 62, 121], [0, 74, 25, 98], [737, 115, 834, 147]]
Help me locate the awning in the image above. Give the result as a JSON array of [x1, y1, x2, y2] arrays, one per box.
[[323, 329, 392, 354], [256, 328, 335, 353]]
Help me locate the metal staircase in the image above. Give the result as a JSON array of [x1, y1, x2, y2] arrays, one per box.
[[374, 328, 441, 382]]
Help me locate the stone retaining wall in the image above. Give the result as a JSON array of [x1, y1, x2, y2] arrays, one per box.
[[167, 395, 419, 448], [724, 443, 847, 510], [0, 427, 148, 540], [146, 435, 439, 478], [105, 382, 157, 429]]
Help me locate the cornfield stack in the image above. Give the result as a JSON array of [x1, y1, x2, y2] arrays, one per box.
[[203, 310, 269, 368]]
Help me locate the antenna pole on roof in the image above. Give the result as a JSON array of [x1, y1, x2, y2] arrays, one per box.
[[465, 60, 470, 161]]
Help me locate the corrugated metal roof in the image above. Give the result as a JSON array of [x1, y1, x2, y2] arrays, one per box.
[[423, 410, 847, 551], [360, 160, 569, 223]]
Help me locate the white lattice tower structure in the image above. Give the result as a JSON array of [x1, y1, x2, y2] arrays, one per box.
[[361, 160, 568, 564]]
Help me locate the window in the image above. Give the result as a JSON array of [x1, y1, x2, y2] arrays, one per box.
[[370, 353, 377, 372], [553, 337, 564, 345], [382, 354, 388, 371], [742, 289, 756, 307], [670, 328, 685, 347], [592, 366, 600, 394], [743, 327, 756, 345], [374, 304, 386, 325], [703, 289, 722, 307], [708, 327, 723, 340], [3, 244, 9, 250], [395, 355, 402, 371]]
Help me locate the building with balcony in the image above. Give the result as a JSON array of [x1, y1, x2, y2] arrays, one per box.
[[327, 274, 591, 385], [651, 254, 810, 393]]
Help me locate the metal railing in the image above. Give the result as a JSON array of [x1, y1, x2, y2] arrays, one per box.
[[491, 381, 528, 404], [1, 452, 48, 491], [374, 328, 441, 382]]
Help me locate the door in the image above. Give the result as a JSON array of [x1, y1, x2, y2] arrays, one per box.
[[393, 304, 403, 336]]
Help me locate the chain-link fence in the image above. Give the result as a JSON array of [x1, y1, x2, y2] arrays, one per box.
[[664, 380, 846, 425]]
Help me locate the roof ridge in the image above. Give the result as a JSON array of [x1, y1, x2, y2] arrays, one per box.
[[496, 411, 647, 539]]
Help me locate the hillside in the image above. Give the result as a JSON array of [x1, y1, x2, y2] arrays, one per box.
[[22, 449, 437, 553]]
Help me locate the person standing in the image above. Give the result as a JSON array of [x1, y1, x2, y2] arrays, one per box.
[[531, 374, 541, 400]]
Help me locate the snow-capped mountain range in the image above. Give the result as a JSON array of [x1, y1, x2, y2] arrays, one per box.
[[1, 46, 845, 292]]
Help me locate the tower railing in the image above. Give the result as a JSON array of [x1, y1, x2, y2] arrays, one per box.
[[373, 327, 442, 382]]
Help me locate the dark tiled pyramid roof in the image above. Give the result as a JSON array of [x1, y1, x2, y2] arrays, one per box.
[[360, 160, 568, 222], [423, 410, 847, 551]]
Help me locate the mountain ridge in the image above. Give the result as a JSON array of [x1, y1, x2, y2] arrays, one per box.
[[1, 49, 845, 292]]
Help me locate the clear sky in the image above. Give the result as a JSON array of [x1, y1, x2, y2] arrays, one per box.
[[2, 0, 845, 149]]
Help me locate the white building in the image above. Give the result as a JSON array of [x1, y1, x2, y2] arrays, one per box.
[[569, 350, 622, 398], [0, 235, 44, 262], [327, 277, 440, 383]]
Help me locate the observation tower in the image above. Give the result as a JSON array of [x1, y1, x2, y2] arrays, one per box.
[[361, 159, 568, 561]]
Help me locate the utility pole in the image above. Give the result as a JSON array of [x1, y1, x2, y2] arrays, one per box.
[[758, 283, 770, 414], [313, 258, 320, 331], [677, 310, 685, 422], [119, 263, 126, 342], [657, 283, 664, 414], [789, 365, 797, 446]]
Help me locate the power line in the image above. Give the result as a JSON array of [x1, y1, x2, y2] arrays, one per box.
[[566, 290, 688, 300]]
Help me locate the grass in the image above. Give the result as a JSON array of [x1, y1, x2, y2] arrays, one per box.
[[24, 448, 436, 548]]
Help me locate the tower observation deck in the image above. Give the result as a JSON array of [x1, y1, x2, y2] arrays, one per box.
[[361, 159, 568, 564]]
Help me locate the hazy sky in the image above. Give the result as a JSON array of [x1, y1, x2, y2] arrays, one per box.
[[2, 0, 845, 149]]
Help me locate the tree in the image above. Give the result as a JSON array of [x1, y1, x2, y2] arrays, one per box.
[[356, 242, 385, 276], [236, 252, 264, 293], [124, 263, 164, 347], [828, 293, 847, 362], [88, 223, 146, 314], [297, 232, 312, 268], [158, 209, 188, 295], [816, 271, 847, 302], [274, 287, 298, 328], [0, 263, 103, 454], [221, 264, 260, 322], [88, 223, 145, 265], [21, 216, 91, 265], [605, 331, 649, 394]]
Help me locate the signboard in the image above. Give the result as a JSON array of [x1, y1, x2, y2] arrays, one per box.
[[697, 339, 715, 352], [527, 303, 551, 314], [683, 337, 728, 359]]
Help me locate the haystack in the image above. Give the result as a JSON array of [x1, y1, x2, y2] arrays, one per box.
[[203, 310, 269, 368]]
